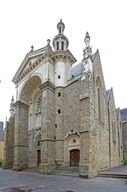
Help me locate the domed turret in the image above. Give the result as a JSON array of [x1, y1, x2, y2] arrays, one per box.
[[53, 19, 69, 51]]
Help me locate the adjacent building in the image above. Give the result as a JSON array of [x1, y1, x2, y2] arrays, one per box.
[[0, 121, 4, 160]]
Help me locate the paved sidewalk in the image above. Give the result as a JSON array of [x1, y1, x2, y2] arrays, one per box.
[[98, 165, 127, 178], [0, 168, 127, 192]]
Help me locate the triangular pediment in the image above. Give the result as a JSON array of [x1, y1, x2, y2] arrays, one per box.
[[12, 46, 54, 84]]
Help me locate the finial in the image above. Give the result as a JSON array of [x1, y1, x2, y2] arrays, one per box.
[[10, 96, 14, 110], [57, 19, 65, 34], [30, 45, 34, 52], [83, 31, 92, 59], [84, 32, 90, 47], [47, 39, 51, 46], [11, 96, 14, 103]]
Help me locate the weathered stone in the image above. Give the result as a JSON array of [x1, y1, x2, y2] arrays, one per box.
[[4, 20, 125, 178]]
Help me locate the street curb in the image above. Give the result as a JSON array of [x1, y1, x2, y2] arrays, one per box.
[[97, 173, 127, 179]]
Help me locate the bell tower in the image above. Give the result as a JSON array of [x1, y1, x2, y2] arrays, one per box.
[[53, 19, 69, 51], [52, 19, 76, 87]]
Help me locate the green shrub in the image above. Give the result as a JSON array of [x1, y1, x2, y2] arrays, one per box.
[[0, 159, 4, 167], [123, 159, 127, 165]]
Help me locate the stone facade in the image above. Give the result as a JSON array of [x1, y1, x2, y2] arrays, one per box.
[[0, 121, 4, 160], [4, 20, 126, 178], [120, 108, 127, 160]]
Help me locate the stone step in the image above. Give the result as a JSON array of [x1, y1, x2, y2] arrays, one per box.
[[50, 166, 79, 177]]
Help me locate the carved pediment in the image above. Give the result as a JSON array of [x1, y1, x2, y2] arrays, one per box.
[[12, 46, 54, 85]]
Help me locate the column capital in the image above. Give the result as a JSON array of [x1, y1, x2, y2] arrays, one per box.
[[39, 81, 55, 92]]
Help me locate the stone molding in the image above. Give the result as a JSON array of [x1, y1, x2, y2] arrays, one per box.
[[79, 92, 90, 101], [41, 138, 55, 142], [14, 144, 28, 147], [14, 100, 29, 111], [39, 81, 55, 93], [54, 50, 76, 64]]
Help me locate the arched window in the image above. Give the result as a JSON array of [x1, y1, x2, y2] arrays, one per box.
[[57, 42, 59, 50], [97, 87, 101, 120], [61, 41, 64, 50], [37, 96, 42, 114]]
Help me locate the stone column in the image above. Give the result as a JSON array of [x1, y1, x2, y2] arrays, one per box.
[[13, 101, 29, 171], [39, 81, 55, 173]]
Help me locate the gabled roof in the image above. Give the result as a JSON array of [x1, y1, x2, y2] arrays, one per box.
[[90, 49, 99, 62], [106, 88, 113, 104], [116, 108, 121, 120], [120, 108, 127, 123]]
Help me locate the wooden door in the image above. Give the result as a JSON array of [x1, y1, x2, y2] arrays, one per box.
[[37, 149, 41, 167], [70, 149, 80, 167]]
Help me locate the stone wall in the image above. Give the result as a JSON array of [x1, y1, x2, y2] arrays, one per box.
[[122, 122, 127, 160], [108, 92, 121, 167], [0, 141, 4, 160], [4, 116, 14, 168], [64, 80, 80, 134]]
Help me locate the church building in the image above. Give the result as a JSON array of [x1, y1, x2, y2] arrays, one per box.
[[4, 20, 125, 178]]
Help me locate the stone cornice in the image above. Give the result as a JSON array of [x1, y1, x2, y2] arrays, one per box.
[[14, 100, 29, 110], [54, 49, 76, 65], [39, 81, 55, 92]]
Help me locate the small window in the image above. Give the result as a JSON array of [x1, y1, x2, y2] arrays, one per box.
[[55, 124, 57, 128], [58, 109, 61, 114], [37, 140, 40, 146], [58, 75, 61, 79], [61, 41, 64, 50], [58, 92, 61, 97], [57, 42, 59, 50]]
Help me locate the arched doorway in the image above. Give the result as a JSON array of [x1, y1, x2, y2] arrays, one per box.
[[70, 149, 80, 167], [64, 130, 80, 167]]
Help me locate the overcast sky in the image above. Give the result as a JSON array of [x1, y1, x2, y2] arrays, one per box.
[[0, 0, 127, 123]]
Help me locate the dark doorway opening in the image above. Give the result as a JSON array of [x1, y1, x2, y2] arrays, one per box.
[[37, 149, 41, 167]]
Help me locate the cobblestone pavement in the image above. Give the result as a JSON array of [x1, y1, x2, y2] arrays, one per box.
[[0, 169, 127, 192]]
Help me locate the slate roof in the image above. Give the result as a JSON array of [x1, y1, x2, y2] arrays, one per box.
[[120, 108, 127, 123], [71, 50, 98, 79], [71, 62, 83, 78], [0, 121, 4, 141]]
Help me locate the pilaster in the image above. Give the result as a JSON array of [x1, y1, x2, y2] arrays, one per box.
[[13, 101, 29, 171], [39, 81, 55, 173]]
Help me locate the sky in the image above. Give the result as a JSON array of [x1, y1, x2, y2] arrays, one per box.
[[0, 0, 127, 123]]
